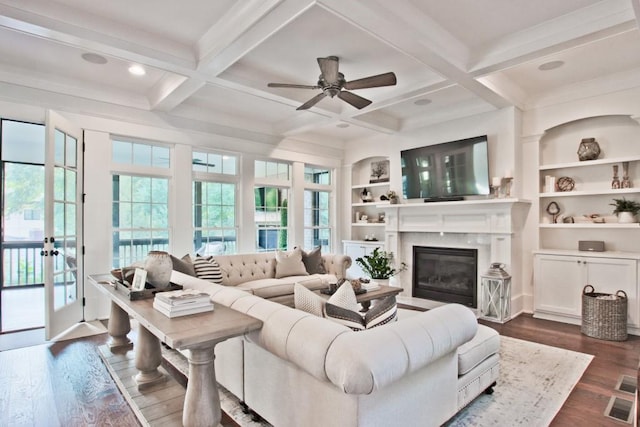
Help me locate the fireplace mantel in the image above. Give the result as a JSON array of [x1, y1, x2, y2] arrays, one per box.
[[378, 198, 531, 316], [378, 198, 531, 235]]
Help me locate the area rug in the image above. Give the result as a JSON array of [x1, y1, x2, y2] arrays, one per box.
[[163, 335, 593, 427]]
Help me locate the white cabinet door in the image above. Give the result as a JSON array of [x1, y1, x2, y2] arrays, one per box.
[[584, 257, 638, 327], [534, 254, 583, 317], [343, 241, 383, 279]]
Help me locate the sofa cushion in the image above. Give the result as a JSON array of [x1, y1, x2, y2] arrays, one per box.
[[275, 249, 309, 279], [171, 254, 196, 277], [325, 296, 398, 331], [299, 246, 327, 274], [239, 276, 326, 299], [193, 255, 223, 284], [457, 324, 500, 375]]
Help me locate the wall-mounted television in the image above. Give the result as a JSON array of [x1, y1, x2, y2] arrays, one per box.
[[401, 135, 490, 201]]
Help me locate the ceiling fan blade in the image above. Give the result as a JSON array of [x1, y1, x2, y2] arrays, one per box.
[[344, 72, 397, 90], [317, 56, 339, 84], [337, 91, 372, 109], [297, 92, 327, 110], [268, 83, 319, 89]]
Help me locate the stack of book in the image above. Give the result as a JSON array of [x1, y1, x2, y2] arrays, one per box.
[[153, 289, 213, 318], [360, 280, 380, 291]]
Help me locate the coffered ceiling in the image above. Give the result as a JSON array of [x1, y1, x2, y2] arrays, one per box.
[[0, 0, 639, 146]]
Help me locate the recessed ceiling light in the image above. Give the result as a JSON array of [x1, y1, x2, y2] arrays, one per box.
[[81, 53, 107, 65], [414, 98, 432, 106], [538, 60, 565, 71], [128, 64, 146, 76], [336, 123, 349, 128]]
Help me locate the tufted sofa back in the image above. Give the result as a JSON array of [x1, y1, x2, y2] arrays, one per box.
[[212, 252, 352, 287], [214, 252, 276, 286]]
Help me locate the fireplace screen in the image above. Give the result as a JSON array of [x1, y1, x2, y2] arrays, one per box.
[[412, 246, 477, 307]]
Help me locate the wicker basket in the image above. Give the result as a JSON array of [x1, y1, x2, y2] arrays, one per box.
[[581, 285, 628, 341]]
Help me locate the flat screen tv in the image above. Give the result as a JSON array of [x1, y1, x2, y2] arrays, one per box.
[[401, 135, 490, 201]]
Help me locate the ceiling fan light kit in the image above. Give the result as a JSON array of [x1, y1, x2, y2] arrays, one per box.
[[268, 56, 396, 110]]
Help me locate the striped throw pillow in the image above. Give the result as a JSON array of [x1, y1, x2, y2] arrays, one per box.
[[193, 256, 223, 284], [325, 296, 397, 331]]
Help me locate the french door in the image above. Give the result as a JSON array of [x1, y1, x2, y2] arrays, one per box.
[[44, 111, 84, 340]]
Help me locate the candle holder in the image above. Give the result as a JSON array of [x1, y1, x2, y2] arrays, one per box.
[[490, 185, 500, 198], [502, 177, 513, 198]]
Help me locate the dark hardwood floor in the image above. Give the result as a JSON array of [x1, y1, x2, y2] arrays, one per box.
[[0, 314, 638, 426], [479, 314, 640, 426]]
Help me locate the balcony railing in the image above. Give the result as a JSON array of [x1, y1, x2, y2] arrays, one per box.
[[3, 237, 239, 288]]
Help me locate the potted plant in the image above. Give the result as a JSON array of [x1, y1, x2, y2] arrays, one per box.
[[610, 197, 640, 223], [355, 248, 407, 283]]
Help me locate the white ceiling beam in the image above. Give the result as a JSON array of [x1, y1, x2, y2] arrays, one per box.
[[148, 75, 205, 112], [0, 4, 196, 73], [318, 0, 511, 109], [199, 0, 316, 76], [196, 0, 282, 69], [470, 0, 636, 76]]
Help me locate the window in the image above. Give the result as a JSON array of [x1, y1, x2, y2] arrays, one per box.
[[112, 175, 169, 268], [255, 160, 290, 180], [303, 166, 332, 252], [192, 151, 236, 175], [112, 139, 170, 168], [304, 166, 331, 185], [254, 186, 289, 252], [111, 139, 171, 268], [254, 160, 291, 252], [192, 151, 238, 256]]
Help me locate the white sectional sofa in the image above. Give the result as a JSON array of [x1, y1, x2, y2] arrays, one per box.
[[171, 268, 501, 427]]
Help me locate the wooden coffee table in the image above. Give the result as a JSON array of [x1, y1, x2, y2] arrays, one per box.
[[90, 275, 262, 427], [320, 284, 403, 312]]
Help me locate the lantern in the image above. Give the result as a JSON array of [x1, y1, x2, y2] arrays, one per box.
[[480, 262, 512, 323]]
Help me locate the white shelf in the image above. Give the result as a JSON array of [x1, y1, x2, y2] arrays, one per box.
[[539, 223, 640, 229], [351, 182, 389, 190], [539, 188, 640, 198], [533, 248, 640, 259], [351, 222, 386, 227], [351, 202, 380, 207], [539, 155, 640, 171]]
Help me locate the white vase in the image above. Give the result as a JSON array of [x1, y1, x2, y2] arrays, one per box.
[[375, 278, 390, 287], [144, 251, 172, 288], [617, 211, 637, 224]]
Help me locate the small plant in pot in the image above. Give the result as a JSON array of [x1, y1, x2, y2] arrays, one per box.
[[355, 247, 407, 281], [610, 197, 640, 223]]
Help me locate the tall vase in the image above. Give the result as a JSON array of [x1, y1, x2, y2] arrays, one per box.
[[144, 251, 172, 288]]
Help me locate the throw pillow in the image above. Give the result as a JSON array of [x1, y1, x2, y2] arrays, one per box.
[[171, 254, 196, 277], [275, 248, 309, 279], [298, 246, 327, 274], [192, 255, 223, 284], [294, 281, 359, 317], [294, 283, 324, 317], [325, 296, 397, 331]]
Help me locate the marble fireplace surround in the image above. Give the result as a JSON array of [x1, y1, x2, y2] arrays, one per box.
[[379, 199, 531, 311]]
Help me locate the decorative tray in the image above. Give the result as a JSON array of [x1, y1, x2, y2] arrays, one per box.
[[320, 287, 367, 296], [114, 281, 183, 301]]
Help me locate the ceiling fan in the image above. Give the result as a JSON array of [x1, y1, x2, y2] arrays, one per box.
[[268, 56, 397, 111]]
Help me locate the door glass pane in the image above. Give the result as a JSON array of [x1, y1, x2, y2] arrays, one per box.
[[55, 130, 65, 165], [53, 271, 66, 310], [66, 204, 76, 236], [54, 202, 64, 236], [54, 167, 65, 200], [66, 136, 77, 167], [65, 170, 76, 202]]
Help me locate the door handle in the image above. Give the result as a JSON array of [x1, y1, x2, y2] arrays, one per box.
[[50, 250, 59, 256], [40, 250, 48, 257]]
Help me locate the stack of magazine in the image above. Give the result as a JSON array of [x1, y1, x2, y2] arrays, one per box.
[[153, 289, 213, 318]]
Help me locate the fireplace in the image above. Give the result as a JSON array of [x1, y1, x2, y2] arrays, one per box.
[[412, 246, 477, 308]]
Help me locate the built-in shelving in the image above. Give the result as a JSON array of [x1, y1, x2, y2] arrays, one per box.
[[539, 188, 640, 198], [539, 155, 640, 171], [539, 223, 640, 229]]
